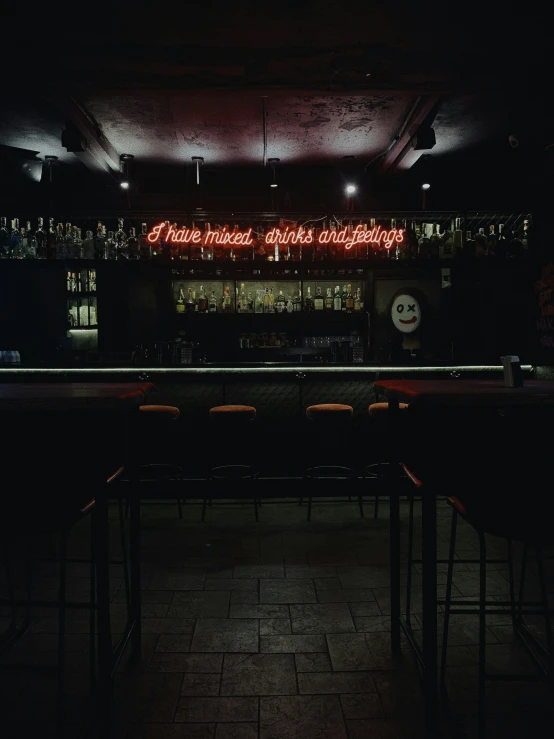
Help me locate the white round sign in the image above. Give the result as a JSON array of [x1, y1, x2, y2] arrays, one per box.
[[391, 293, 421, 334]]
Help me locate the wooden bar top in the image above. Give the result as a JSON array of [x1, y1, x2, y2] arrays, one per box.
[[0, 382, 156, 411], [373, 379, 554, 407]]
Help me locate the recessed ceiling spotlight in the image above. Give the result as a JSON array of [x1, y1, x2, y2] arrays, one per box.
[[421, 183, 431, 190], [345, 184, 357, 195], [268, 157, 280, 188], [120, 181, 130, 189]]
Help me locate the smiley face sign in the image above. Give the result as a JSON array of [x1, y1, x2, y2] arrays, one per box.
[[391, 292, 421, 334]]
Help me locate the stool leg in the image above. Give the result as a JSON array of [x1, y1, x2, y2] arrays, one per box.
[[307, 497, 313, 522], [57, 531, 68, 737], [118, 497, 131, 618], [507, 539, 517, 633], [405, 494, 416, 623], [440, 508, 458, 696], [89, 526, 96, 692], [478, 530, 487, 739], [358, 495, 364, 519]]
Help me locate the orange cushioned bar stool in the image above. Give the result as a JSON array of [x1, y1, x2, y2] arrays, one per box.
[[132, 404, 184, 518], [203, 405, 259, 522], [302, 403, 360, 522], [363, 401, 410, 518]]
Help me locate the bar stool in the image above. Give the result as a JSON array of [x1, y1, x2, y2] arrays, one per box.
[[127, 404, 184, 517], [302, 403, 360, 521], [203, 405, 259, 522], [364, 401, 410, 518]]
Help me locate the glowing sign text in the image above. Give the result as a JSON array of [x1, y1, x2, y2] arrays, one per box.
[[146, 223, 404, 251]]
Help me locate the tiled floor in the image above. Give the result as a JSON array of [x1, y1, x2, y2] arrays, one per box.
[[1, 494, 553, 738]]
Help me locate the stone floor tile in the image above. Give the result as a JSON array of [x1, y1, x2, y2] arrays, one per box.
[[290, 603, 355, 634], [345, 718, 421, 738], [149, 653, 223, 673], [115, 674, 182, 722], [259, 618, 291, 635], [215, 723, 257, 739], [327, 633, 376, 671], [340, 692, 385, 719], [260, 635, 327, 653], [142, 618, 197, 634], [230, 591, 259, 605], [298, 671, 376, 694], [234, 565, 284, 578], [180, 673, 221, 696], [260, 579, 316, 604], [175, 697, 258, 723], [295, 653, 332, 672], [313, 577, 342, 590], [229, 604, 289, 619], [169, 591, 230, 618], [338, 566, 390, 590], [148, 572, 206, 591], [221, 653, 297, 695], [260, 695, 346, 739], [204, 579, 258, 591], [192, 619, 259, 653], [353, 615, 392, 632], [285, 566, 338, 579], [122, 724, 215, 738], [318, 589, 377, 603], [154, 635, 193, 653]]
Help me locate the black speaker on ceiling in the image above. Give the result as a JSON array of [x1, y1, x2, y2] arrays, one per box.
[[413, 127, 436, 151]]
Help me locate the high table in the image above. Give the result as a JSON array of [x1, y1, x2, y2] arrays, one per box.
[[0, 382, 155, 730], [373, 378, 554, 736]]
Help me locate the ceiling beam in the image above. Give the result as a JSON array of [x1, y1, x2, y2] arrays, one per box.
[[377, 95, 440, 176], [48, 96, 121, 176]]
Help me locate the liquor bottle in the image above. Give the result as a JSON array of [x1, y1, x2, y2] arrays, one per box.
[[139, 222, 151, 259], [185, 287, 196, 313], [324, 287, 333, 311], [262, 287, 271, 313], [208, 289, 218, 313], [286, 295, 293, 312], [64, 222, 73, 258], [192, 289, 199, 312], [521, 219, 530, 253], [35, 217, 46, 259], [345, 284, 354, 313], [354, 287, 362, 312], [197, 285, 208, 313], [47, 218, 57, 260], [452, 218, 463, 258], [238, 283, 247, 313], [127, 226, 139, 259], [89, 269, 97, 292], [496, 223, 507, 258], [408, 221, 419, 259], [8, 218, 20, 258], [106, 230, 116, 260], [0, 216, 9, 257], [475, 228, 488, 258], [222, 285, 233, 312], [464, 230, 476, 259], [418, 223, 430, 258], [314, 285, 324, 311], [26, 220, 37, 258], [247, 292, 254, 312], [115, 217, 127, 259], [429, 223, 441, 258], [82, 229, 94, 259], [341, 284, 348, 311], [304, 286, 314, 312], [275, 289, 287, 313], [292, 289, 302, 312], [19, 222, 28, 258], [268, 287, 275, 312], [55, 222, 65, 259], [333, 285, 342, 311], [440, 220, 454, 259], [94, 221, 105, 260], [176, 288, 185, 313]]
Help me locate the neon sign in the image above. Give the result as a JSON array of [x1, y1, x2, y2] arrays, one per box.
[[146, 222, 404, 251]]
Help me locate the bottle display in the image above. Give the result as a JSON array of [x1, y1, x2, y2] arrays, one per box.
[[314, 285, 324, 311]]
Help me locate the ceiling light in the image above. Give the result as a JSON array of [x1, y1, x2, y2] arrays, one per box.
[[120, 180, 130, 189], [268, 157, 280, 188], [421, 183, 431, 190], [192, 156, 204, 185], [345, 184, 357, 195], [119, 153, 134, 190]]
